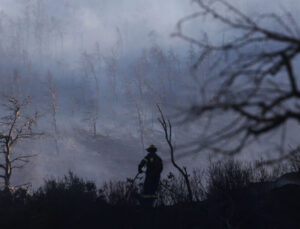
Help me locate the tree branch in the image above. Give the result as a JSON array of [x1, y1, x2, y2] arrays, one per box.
[[157, 104, 193, 202]]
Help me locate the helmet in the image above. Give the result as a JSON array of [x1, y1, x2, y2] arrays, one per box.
[[146, 144, 157, 152]]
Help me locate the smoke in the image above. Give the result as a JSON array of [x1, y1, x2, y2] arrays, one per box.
[[0, 0, 299, 189]]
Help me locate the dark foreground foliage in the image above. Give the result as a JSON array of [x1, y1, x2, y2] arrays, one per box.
[[0, 162, 299, 229]]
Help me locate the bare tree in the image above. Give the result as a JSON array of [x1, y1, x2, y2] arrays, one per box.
[[47, 71, 60, 154], [0, 96, 42, 190], [82, 98, 100, 137], [157, 104, 193, 202], [80, 51, 101, 137], [174, 0, 300, 162]]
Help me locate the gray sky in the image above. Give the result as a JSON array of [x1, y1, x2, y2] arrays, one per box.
[[0, 0, 299, 188]]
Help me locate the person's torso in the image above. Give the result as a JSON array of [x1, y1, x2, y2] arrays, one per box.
[[145, 153, 163, 176]]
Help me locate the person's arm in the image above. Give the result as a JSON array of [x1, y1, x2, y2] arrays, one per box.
[[138, 155, 149, 173]]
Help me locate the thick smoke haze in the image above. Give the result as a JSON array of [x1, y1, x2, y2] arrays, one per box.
[[0, 0, 299, 189]]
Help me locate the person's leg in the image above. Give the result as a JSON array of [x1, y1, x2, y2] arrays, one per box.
[[148, 175, 160, 207], [152, 175, 160, 194], [143, 175, 161, 207], [142, 176, 156, 207]]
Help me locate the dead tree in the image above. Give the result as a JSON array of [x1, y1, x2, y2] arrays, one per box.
[[82, 98, 100, 137], [81, 51, 101, 137], [157, 104, 193, 202], [47, 71, 60, 154], [174, 0, 300, 163], [0, 96, 41, 190]]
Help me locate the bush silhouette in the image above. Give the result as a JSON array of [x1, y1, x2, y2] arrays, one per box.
[[0, 161, 296, 228], [29, 172, 107, 228], [206, 160, 253, 200]]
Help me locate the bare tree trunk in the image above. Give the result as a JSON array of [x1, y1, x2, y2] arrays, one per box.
[[93, 116, 97, 137], [136, 102, 145, 151], [157, 105, 193, 202], [47, 72, 60, 154], [4, 138, 11, 190], [81, 52, 100, 137]]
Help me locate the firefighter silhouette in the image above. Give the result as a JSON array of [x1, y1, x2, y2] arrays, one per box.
[[138, 144, 163, 207]]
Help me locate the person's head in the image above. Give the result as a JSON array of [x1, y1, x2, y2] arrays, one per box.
[[146, 144, 157, 153]]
